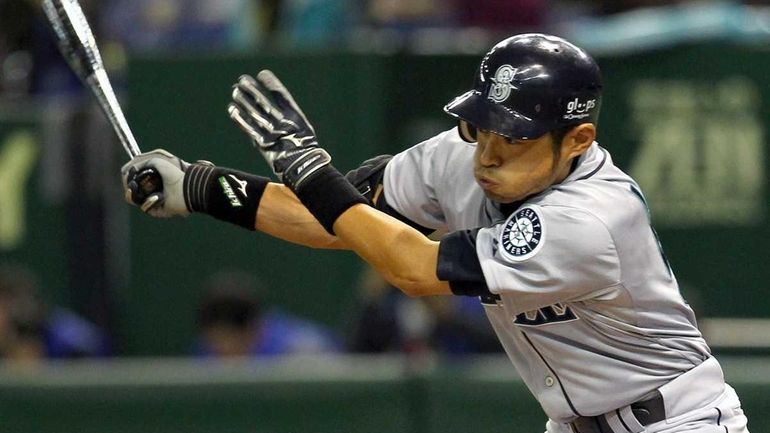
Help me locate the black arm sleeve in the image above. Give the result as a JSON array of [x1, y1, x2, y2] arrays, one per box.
[[437, 229, 492, 297]]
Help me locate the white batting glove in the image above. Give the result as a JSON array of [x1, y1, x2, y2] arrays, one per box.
[[121, 149, 194, 218]]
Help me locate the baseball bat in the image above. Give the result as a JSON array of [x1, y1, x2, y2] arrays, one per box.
[[42, 0, 161, 197]]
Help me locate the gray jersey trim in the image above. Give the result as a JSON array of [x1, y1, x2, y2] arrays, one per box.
[[615, 409, 633, 432]]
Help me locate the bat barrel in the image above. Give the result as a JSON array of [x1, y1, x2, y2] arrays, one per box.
[[43, 0, 141, 158]]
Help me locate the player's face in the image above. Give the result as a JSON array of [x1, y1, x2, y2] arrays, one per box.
[[473, 129, 574, 203]]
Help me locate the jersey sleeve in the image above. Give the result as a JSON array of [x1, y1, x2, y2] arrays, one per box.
[[476, 204, 621, 315], [382, 130, 455, 230]]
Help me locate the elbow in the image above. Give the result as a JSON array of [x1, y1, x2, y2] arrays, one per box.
[[395, 280, 427, 298], [388, 272, 446, 298], [305, 234, 346, 250]]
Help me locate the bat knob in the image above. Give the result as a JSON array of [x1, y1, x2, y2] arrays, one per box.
[[129, 167, 164, 212], [136, 168, 162, 196]]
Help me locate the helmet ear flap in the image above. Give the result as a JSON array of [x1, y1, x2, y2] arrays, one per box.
[[457, 120, 477, 143]]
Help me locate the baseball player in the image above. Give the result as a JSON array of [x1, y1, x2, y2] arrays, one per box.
[[121, 34, 750, 432]]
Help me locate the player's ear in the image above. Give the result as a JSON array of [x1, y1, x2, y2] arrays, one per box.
[[562, 123, 595, 159]]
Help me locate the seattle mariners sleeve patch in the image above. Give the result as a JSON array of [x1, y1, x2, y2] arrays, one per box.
[[499, 206, 545, 262]]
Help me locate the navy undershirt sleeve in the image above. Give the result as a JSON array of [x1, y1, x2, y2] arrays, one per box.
[[437, 229, 492, 297]]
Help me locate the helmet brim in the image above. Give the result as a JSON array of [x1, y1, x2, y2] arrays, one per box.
[[444, 91, 550, 140]]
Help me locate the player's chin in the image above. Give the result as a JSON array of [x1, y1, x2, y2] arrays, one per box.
[[481, 189, 517, 204]]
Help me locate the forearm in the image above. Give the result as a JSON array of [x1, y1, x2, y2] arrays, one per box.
[[333, 204, 451, 296], [256, 183, 346, 249]]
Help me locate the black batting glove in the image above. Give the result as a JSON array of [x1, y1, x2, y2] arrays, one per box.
[[228, 70, 331, 192]]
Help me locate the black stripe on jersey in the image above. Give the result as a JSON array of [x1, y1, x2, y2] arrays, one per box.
[[437, 229, 492, 297], [537, 329, 666, 371], [576, 148, 608, 181], [521, 332, 582, 417], [715, 407, 728, 433]]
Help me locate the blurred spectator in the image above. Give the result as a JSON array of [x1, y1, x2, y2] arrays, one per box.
[[0, 264, 111, 363], [194, 270, 341, 357], [364, 0, 547, 35], [350, 266, 501, 356], [0, 0, 97, 96], [0, 0, 35, 96], [275, 0, 358, 48], [366, 0, 455, 30], [452, 0, 546, 31], [591, 0, 688, 15], [101, 0, 260, 53]]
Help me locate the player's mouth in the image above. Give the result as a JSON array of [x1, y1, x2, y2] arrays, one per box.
[[476, 174, 498, 190]]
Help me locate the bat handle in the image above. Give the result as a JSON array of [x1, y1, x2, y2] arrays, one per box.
[[134, 167, 164, 212]]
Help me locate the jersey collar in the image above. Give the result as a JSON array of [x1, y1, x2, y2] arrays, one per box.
[[562, 141, 608, 183]]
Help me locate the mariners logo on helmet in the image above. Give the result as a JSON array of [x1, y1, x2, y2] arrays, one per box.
[[487, 65, 519, 103], [500, 206, 545, 262]]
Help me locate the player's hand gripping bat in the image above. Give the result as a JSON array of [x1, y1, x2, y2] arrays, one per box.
[[42, 0, 161, 198]]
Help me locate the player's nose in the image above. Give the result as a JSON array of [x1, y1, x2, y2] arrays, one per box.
[[476, 139, 502, 168]]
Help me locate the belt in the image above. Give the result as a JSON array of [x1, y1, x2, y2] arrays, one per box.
[[568, 390, 666, 433]]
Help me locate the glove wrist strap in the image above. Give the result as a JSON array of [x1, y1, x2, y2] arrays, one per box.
[[294, 165, 367, 235], [184, 164, 268, 230], [282, 148, 332, 190]]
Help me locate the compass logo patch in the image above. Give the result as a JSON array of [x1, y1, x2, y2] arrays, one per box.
[[500, 206, 545, 261]]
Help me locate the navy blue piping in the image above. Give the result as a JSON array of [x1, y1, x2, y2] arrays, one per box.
[[576, 148, 608, 181], [521, 332, 581, 417], [715, 408, 728, 432]]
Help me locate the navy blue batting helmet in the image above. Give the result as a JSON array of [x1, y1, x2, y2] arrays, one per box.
[[444, 33, 602, 141]]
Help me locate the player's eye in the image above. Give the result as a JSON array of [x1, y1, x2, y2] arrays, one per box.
[[505, 137, 527, 145]]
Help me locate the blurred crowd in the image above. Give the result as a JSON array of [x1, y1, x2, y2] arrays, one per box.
[[0, 264, 110, 365], [3, 0, 770, 96], [0, 262, 500, 364]]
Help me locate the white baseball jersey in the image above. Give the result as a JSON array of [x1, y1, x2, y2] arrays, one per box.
[[382, 128, 725, 424]]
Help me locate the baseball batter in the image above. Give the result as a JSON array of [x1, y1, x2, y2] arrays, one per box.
[[121, 34, 750, 432]]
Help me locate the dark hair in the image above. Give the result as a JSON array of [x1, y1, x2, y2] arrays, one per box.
[[549, 124, 581, 161], [552, 124, 580, 147], [196, 271, 263, 329]]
